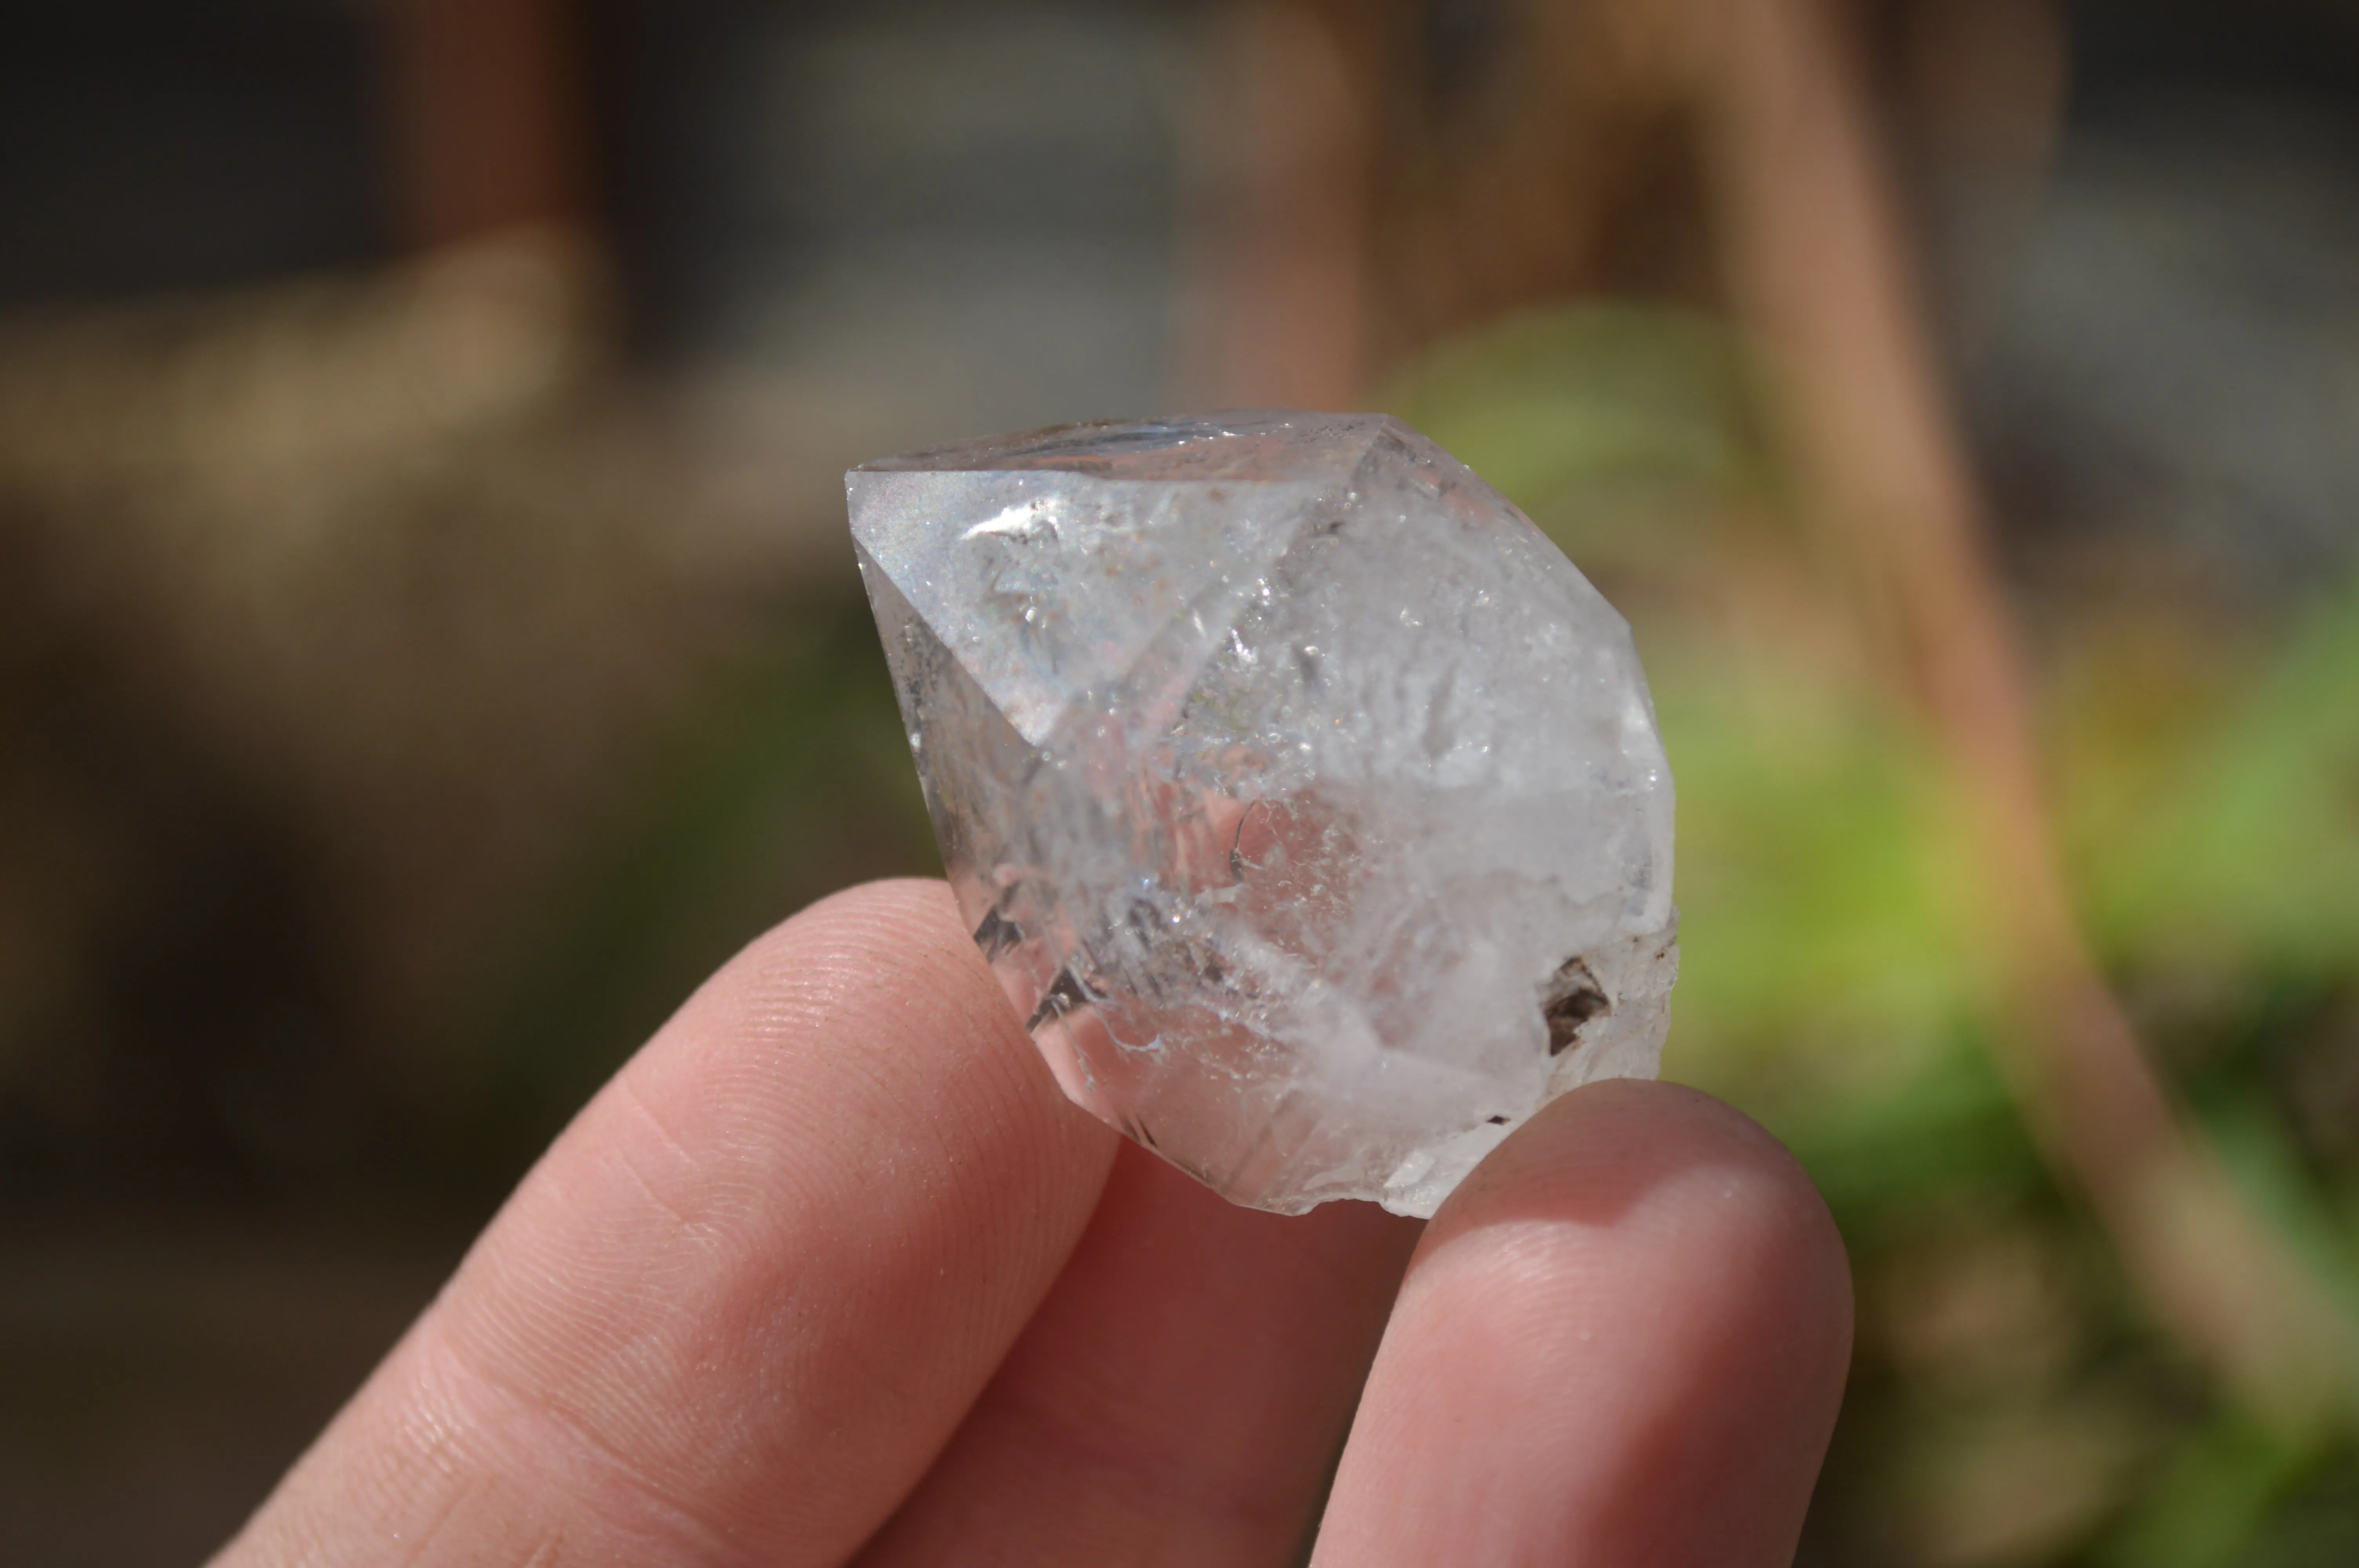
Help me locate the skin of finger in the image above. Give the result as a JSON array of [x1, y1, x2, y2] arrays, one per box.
[[1312, 1080, 1854, 1568], [856, 1140, 1419, 1568], [214, 879, 1121, 1568]]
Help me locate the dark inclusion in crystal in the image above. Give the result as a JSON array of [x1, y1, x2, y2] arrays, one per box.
[[849, 411, 1677, 1216]]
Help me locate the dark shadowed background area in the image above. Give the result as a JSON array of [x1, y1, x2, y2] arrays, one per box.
[[3, 1, 2357, 1563]]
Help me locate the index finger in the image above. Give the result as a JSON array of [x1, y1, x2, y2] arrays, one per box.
[[214, 879, 1119, 1568]]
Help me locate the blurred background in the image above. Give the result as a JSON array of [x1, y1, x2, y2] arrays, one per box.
[[1, 0, 2355, 1561]]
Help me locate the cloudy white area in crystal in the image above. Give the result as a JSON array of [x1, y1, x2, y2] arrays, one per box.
[[848, 411, 1677, 1217]]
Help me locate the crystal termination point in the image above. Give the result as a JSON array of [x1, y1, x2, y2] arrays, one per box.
[[849, 411, 1677, 1218]]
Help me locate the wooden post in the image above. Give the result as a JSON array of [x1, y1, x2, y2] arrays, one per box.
[[377, 0, 591, 250]]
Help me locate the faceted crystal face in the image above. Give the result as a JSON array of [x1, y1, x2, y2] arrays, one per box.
[[849, 411, 1677, 1217]]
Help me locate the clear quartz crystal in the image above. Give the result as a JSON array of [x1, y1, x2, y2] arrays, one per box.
[[849, 411, 1676, 1218]]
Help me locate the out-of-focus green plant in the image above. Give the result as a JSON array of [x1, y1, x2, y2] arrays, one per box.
[[2063, 580, 2359, 987], [1386, 301, 2359, 1566], [1385, 302, 1766, 566]]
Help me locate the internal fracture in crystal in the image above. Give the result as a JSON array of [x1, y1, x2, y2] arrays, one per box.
[[849, 411, 1677, 1218]]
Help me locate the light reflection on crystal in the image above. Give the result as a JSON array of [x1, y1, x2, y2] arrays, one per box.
[[850, 411, 1677, 1217]]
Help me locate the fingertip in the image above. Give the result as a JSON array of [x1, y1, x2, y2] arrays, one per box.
[[678, 877, 1011, 1061], [662, 875, 1117, 1216], [1435, 1078, 1850, 1301], [1318, 1079, 1853, 1568]]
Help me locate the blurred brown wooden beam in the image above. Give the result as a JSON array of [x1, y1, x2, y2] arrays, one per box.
[[378, 0, 592, 250]]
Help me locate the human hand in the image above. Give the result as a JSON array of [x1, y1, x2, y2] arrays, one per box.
[[211, 880, 1851, 1567]]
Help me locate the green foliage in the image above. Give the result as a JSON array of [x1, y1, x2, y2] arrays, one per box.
[[2099, 1420, 2346, 1568], [1382, 301, 1767, 565], [2071, 582, 2359, 986], [1385, 300, 2359, 1566]]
